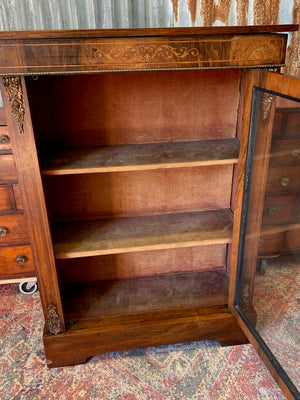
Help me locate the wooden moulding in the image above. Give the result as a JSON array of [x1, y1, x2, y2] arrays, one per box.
[[41, 138, 240, 175], [0, 275, 35, 283], [0, 25, 297, 40], [44, 305, 248, 368], [53, 209, 234, 259]]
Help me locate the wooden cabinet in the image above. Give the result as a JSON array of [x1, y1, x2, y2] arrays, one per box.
[[0, 91, 35, 283], [0, 25, 299, 399]]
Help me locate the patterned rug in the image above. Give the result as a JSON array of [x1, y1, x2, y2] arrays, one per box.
[[1, 256, 298, 400], [253, 254, 300, 392]]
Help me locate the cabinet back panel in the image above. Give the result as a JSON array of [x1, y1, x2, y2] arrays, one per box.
[[26, 69, 241, 150], [56, 244, 227, 283], [44, 165, 233, 222]]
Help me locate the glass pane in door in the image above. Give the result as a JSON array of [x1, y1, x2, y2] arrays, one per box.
[[236, 89, 300, 392]]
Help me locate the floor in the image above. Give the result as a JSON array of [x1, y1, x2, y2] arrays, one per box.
[[2, 259, 297, 400]]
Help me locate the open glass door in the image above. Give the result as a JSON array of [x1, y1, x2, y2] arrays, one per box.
[[233, 70, 300, 400]]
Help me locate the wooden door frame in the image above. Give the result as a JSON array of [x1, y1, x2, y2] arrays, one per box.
[[230, 70, 300, 400], [0, 76, 65, 334]]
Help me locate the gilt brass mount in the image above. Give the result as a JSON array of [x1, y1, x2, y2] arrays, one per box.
[[3, 76, 25, 134]]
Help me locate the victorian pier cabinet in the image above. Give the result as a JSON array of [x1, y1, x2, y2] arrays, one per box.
[[0, 25, 299, 399]]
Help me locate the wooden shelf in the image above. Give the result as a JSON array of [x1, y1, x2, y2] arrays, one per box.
[[53, 209, 234, 259], [42, 139, 240, 175], [61, 269, 229, 320]]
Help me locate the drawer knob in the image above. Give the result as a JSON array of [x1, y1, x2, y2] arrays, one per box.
[[0, 135, 9, 144], [0, 226, 8, 237], [268, 206, 277, 216], [281, 177, 290, 187], [291, 149, 299, 157], [16, 255, 27, 265]]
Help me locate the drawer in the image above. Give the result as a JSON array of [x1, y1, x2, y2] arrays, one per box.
[[285, 111, 300, 137], [0, 245, 34, 277], [12, 184, 23, 211], [0, 154, 17, 181], [0, 214, 29, 244], [285, 226, 300, 250], [261, 195, 295, 225], [258, 226, 285, 255], [272, 112, 283, 138], [0, 125, 10, 150], [270, 139, 300, 166], [266, 166, 300, 195], [0, 184, 13, 212]]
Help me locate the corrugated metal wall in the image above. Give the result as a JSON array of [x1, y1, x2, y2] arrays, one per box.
[[0, 0, 297, 30], [0, 0, 298, 31], [0, 0, 299, 107], [0, 1, 298, 74]]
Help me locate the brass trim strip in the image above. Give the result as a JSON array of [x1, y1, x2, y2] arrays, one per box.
[[0, 63, 285, 77]]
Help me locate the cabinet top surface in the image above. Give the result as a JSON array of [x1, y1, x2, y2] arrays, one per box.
[[0, 24, 297, 40]]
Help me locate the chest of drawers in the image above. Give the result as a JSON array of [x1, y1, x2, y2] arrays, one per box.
[[0, 98, 35, 284], [259, 103, 300, 257]]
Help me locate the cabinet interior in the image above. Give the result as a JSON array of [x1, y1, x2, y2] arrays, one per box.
[[25, 69, 242, 321]]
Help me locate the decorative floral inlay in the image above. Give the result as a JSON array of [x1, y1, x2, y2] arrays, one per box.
[[47, 304, 62, 335], [240, 283, 251, 310], [3, 76, 25, 133], [262, 92, 274, 120], [92, 44, 200, 63]]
